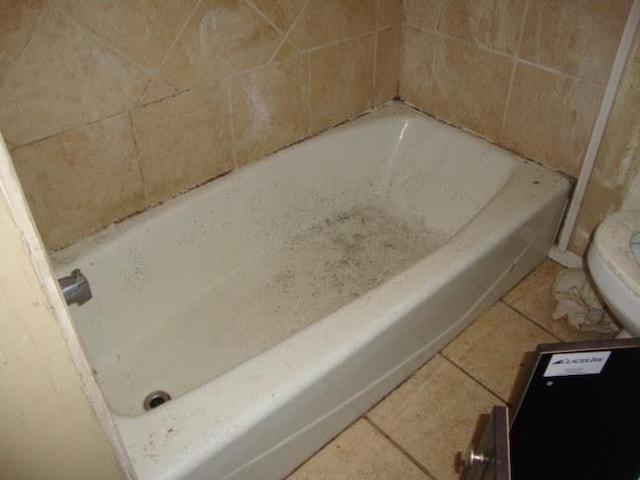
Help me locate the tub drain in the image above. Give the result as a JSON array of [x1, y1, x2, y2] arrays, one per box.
[[143, 390, 171, 411]]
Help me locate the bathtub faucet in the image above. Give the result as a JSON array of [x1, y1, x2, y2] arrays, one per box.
[[57, 269, 92, 306]]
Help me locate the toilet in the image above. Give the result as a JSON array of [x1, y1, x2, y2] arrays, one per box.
[[588, 209, 640, 336]]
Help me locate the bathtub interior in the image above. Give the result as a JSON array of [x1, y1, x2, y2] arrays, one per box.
[[53, 104, 518, 416]]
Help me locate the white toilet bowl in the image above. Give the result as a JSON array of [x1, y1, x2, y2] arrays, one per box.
[[588, 209, 640, 336]]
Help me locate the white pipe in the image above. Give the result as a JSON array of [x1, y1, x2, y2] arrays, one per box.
[[554, 0, 640, 260]]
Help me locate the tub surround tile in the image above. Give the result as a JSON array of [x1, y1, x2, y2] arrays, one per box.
[[271, 39, 302, 63], [310, 35, 375, 134], [11, 115, 145, 250], [519, 0, 632, 85], [58, 0, 198, 70], [131, 85, 234, 206], [438, 0, 526, 55], [289, 0, 376, 51], [4, 139, 16, 151], [377, 0, 403, 28], [159, 0, 282, 91], [368, 355, 502, 480], [403, 0, 444, 31], [430, 36, 513, 141], [399, 26, 437, 109], [0, 9, 149, 146], [503, 260, 616, 342], [137, 77, 181, 106], [570, 38, 640, 255], [375, 26, 401, 106], [442, 301, 557, 403], [231, 55, 310, 166], [288, 419, 431, 480], [249, 0, 308, 33], [500, 62, 603, 178], [0, 0, 47, 85]]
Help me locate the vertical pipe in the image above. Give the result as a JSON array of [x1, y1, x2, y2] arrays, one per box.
[[553, 0, 640, 262]]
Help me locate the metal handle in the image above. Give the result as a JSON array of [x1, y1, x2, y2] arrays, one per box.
[[465, 446, 490, 468]]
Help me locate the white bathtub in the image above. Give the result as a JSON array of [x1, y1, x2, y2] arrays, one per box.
[[52, 103, 569, 479]]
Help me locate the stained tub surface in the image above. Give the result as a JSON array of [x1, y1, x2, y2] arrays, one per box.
[[52, 103, 570, 480]]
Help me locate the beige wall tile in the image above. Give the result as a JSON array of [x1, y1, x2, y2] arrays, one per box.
[[570, 78, 640, 254], [231, 55, 310, 166], [131, 86, 234, 206], [443, 302, 556, 402], [430, 36, 512, 141], [137, 77, 181, 106], [519, 0, 632, 84], [368, 355, 501, 480], [310, 35, 374, 133], [271, 39, 301, 62], [0, 9, 149, 145], [439, 0, 526, 54], [0, 0, 47, 85], [501, 63, 603, 177], [377, 0, 403, 28], [375, 26, 400, 105], [570, 36, 640, 254], [250, 0, 307, 32], [59, 0, 197, 69], [288, 419, 430, 479], [289, 0, 375, 51], [160, 0, 281, 91], [4, 137, 16, 150], [403, 0, 443, 31], [399, 26, 437, 110], [11, 115, 145, 250]]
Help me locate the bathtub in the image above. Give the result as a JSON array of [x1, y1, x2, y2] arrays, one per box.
[[52, 103, 569, 479]]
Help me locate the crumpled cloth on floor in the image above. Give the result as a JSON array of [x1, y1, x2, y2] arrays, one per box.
[[551, 268, 619, 333]]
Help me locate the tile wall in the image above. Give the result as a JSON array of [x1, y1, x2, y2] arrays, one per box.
[[571, 27, 640, 254], [1, 0, 400, 250], [400, 0, 632, 179], [2, 0, 639, 256]]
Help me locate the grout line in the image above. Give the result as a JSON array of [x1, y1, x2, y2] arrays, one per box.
[[500, 0, 531, 137], [243, 0, 286, 37], [224, 82, 239, 170], [150, 0, 203, 77], [127, 111, 149, 202], [372, 0, 380, 107], [10, 0, 52, 71], [373, 28, 379, 107], [406, 17, 594, 85], [307, 52, 313, 136], [501, 301, 566, 343], [11, 110, 134, 151], [130, 0, 204, 107], [427, 32, 439, 102], [439, 353, 511, 406], [266, 0, 312, 64], [301, 29, 379, 54], [364, 418, 439, 480]]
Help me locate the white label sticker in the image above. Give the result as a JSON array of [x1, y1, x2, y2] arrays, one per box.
[[543, 351, 611, 377]]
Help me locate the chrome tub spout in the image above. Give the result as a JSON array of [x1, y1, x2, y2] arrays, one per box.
[[58, 269, 92, 306]]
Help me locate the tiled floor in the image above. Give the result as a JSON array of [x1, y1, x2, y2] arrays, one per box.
[[287, 260, 617, 480]]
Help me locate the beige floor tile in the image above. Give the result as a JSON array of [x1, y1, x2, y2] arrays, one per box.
[[287, 419, 431, 480], [503, 260, 615, 342], [368, 355, 501, 480], [442, 302, 557, 403]]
